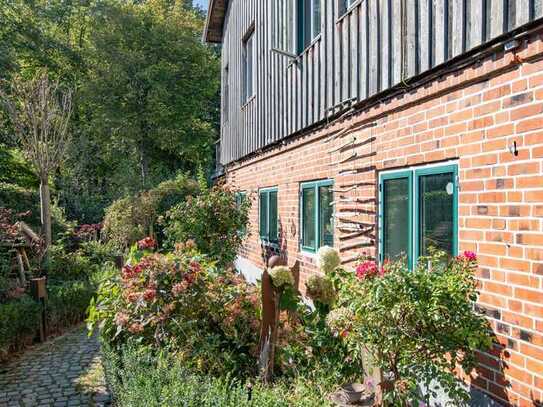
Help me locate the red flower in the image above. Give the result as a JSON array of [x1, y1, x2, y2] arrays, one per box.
[[143, 288, 157, 302], [128, 323, 144, 334], [189, 261, 201, 273], [355, 260, 383, 280], [137, 237, 157, 250], [463, 251, 477, 262], [172, 282, 188, 297]]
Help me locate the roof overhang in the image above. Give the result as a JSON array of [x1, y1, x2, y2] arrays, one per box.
[[203, 0, 228, 43]]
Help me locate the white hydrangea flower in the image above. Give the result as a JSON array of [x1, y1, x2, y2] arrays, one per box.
[[317, 246, 341, 274], [269, 266, 294, 288]]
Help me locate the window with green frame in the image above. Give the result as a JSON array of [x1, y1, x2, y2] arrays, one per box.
[[379, 164, 458, 269], [297, 0, 321, 54], [259, 188, 278, 243], [300, 180, 334, 252]]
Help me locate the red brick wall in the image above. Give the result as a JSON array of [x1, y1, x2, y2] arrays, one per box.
[[225, 31, 543, 405]]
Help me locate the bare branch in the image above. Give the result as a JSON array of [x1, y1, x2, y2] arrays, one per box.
[[0, 72, 73, 180]]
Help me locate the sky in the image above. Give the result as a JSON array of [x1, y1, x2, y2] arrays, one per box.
[[194, 0, 208, 10]]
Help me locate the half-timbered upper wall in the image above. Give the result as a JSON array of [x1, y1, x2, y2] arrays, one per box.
[[219, 0, 543, 165]]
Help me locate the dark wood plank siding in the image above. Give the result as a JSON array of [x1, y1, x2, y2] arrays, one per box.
[[220, 0, 543, 164]]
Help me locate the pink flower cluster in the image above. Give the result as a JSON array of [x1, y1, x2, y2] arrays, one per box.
[[122, 264, 141, 280], [355, 260, 385, 280], [463, 250, 477, 262], [137, 237, 157, 250]]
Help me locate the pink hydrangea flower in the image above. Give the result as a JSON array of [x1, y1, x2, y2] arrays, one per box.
[[143, 288, 157, 302], [463, 251, 477, 262], [115, 312, 129, 327], [355, 260, 384, 280], [172, 281, 189, 297], [137, 237, 157, 250], [128, 323, 144, 334]]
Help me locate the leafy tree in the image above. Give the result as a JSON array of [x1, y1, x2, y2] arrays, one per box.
[[0, 0, 220, 224], [80, 0, 220, 189]]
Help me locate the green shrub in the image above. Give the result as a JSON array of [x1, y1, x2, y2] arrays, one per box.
[[0, 145, 39, 189], [48, 245, 95, 282], [79, 240, 120, 267], [102, 174, 198, 251], [88, 241, 261, 378], [330, 250, 492, 406], [47, 280, 95, 333], [0, 295, 41, 359], [101, 344, 332, 407], [163, 185, 250, 268], [0, 184, 73, 243]]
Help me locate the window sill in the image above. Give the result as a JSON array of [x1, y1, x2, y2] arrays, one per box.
[[241, 95, 256, 110], [336, 0, 363, 24]]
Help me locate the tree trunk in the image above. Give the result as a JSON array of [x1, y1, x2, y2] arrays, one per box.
[[40, 179, 52, 250], [139, 140, 149, 188]]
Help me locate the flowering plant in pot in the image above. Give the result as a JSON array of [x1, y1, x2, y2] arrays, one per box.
[[329, 249, 492, 406]]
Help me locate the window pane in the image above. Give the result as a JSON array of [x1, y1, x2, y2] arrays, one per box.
[[242, 45, 247, 101], [269, 191, 278, 242], [418, 172, 454, 256], [247, 33, 253, 97], [383, 178, 410, 262], [260, 192, 268, 239], [224, 66, 229, 121], [302, 187, 316, 249], [312, 0, 321, 38], [319, 185, 333, 247]]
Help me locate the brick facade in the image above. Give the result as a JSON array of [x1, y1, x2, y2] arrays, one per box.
[[225, 31, 543, 406]]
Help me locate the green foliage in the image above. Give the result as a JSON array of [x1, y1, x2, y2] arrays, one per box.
[[330, 251, 493, 406], [48, 245, 95, 282], [276, 300, 363, 385], [101, 344, 333, 407], [102, 174, 198, 251], [0, 182, 72, 244], [164, 186, 250, 268], [88, 241, 261, 378], [0, 295, 41, 359], [47, 280, 95, 333], [0, 145, 39, 189], [79, 240, 120, 267], [1, 0, 220, 224], [82, 1, 219, 186]]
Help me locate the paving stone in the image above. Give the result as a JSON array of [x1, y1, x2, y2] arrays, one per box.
[[0, 327, 111, 407]]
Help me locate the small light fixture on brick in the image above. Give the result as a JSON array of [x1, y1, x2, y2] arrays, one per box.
[[509, 140, 519, 157]]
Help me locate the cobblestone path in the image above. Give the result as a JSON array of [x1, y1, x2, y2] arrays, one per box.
[[0, 326, 111, 407]]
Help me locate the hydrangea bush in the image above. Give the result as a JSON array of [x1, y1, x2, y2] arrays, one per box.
[[316, 246, 341, 274], [329, 250, 492, 406], [269, 266, 294, 289], [88, 239, 261, 377]]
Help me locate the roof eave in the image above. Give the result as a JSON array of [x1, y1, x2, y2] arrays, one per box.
[[203, 0, 226, 44]]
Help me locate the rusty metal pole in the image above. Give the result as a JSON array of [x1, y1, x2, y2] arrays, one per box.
[[258, 255, 285, 384], [30, 277, 47, 342]]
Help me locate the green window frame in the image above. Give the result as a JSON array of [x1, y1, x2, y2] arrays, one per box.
[[300, 179, 334, 253], [379, 163, 458, 269], [297, 0, 321, 54], [259, 187, 278, 243]]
